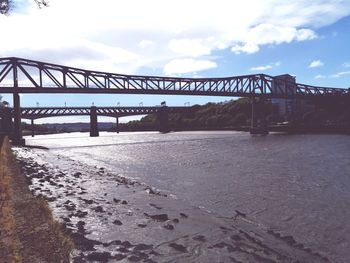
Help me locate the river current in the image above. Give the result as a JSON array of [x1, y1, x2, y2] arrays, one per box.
[[17, 131, 350, 262]]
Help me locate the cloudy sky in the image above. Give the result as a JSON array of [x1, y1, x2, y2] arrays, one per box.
[[1, 0, 350, 123]]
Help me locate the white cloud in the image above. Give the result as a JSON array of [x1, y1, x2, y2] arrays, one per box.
[[309, 60, 324, 68], [139, 40, 154, 49], [163, 59, 217, 75], [251, 65, 272, 71], [168, 38, 211, 57], [0, 0, 349, 75], [343, 62, 350, 68], [231, 25, 317, 54], [315, 74, 326, 79], [331, 71, 350, 78], [232, 43, 260, 54], [250, 61, 280, 71]]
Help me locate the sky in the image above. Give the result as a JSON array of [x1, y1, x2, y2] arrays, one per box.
[[0, 0, 350, 123]]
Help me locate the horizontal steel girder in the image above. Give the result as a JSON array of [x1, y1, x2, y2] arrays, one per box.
[[0, 57, 348, 98]]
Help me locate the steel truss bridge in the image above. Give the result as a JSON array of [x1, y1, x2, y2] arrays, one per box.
[[0, 57, 348, 144], [0, 57, 348, 98], [18, 106, 189, 120]]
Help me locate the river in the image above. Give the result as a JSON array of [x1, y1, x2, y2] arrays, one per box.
[[14, 131, 350, 262]]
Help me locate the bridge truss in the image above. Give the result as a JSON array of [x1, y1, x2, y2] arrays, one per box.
[[0, 57, 348, 98]]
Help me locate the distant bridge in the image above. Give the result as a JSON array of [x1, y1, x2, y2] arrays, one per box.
[[1, 105, 189, 137], [0, 57, 349, 144], [19, 106, 188, 120]]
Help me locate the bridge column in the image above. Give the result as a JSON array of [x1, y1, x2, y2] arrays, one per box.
[[250, 97, 257, 130], [31, 119, 35, 137], [250, 97, 268, 135], [12, 93, 25, 145], [90, 106, 99, 137], [258, 98, 268, 135], [0, 107, 13, 135], [158, 106, 170, 133], [116, 117, 119, 133]]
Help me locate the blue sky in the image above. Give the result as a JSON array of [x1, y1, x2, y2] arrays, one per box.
[[0, 0, 349, 123]]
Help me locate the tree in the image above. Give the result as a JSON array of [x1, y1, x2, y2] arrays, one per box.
[[0, 95, 10, 108], [0, 0, 12, 14], [0, 0, 48, 15]]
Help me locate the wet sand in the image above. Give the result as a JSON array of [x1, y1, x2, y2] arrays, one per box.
[[15, 147, 330, 263]]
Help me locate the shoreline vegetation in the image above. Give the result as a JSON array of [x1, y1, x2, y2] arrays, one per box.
[[0, 135, 72, 263], [117, 98, 350, 133]]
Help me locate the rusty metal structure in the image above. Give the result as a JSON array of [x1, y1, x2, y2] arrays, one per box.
[[0, 57, 348, 97], [0, 57, 348, 144]]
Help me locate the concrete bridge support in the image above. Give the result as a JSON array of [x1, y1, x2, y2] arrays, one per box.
[[0, 107, 13, 135], [250, 97, 257, 130], [12, 93, 25, 145], [250, 97, 268, 135], [90, 106, 99, 137], [158, 106, 170, 133], [31, 119, 35, 137], [116, 117, 119, 133]]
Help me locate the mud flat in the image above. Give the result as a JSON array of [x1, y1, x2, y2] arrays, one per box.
[[0, 136, 72, 263], [11, 145, 331, 263]]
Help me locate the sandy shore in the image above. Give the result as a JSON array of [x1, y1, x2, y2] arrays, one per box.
[[10, 145, 333, 263]]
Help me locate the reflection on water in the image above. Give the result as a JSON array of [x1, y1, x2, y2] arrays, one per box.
[[25, 131, 350, 262]]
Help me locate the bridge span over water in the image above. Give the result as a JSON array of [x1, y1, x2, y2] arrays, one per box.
[[0, 57, 349, 145], [1, 105, 189, 137], [19, 106, 188, 120]]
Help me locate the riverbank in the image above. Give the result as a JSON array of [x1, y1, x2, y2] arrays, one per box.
[[0, 135, 72, 263], [13, 134, 332, 263]]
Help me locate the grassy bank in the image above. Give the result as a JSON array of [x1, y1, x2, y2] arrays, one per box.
[[0, 135, 73, 263]]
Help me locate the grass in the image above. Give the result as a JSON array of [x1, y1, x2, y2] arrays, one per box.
[[0, 135, 73, 263]]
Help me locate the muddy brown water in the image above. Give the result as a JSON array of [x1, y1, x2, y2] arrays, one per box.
[[14, 131, 350, 262]]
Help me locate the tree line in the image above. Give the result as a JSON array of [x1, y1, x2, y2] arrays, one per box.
[[116, 97, 350, 132]]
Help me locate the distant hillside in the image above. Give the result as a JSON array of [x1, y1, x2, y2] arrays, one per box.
[[115, 97, 350, 132], [117, 98, 264, 131]]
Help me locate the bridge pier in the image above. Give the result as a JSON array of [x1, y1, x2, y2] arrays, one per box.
[[12, 93, 25, 145], [31, 119, 35, 137], [250, 97, 257, 130], [158, 106, 170, 133], [90, 106, 99, 137], [250, 97, 268, 135], [0, 107, 13, 135], [116, 117, 119, 133]]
